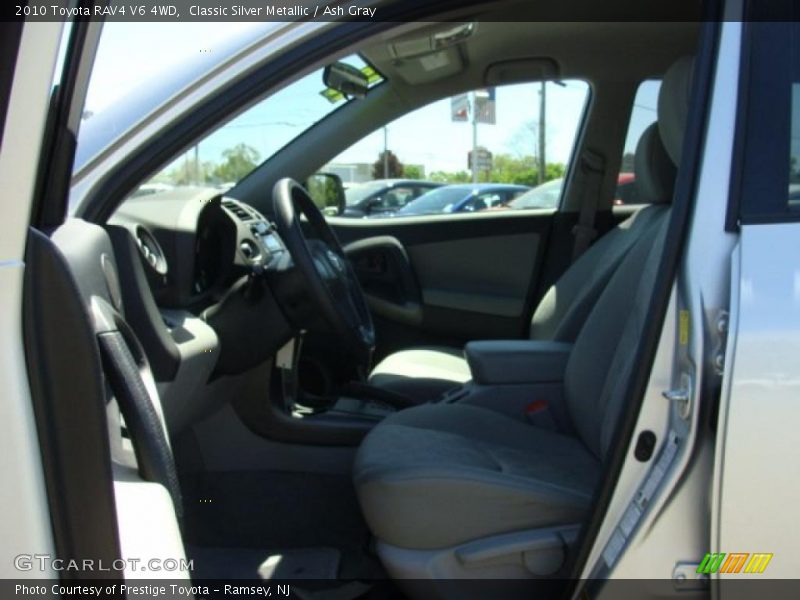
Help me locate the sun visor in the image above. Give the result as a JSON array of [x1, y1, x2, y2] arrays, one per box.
[[484, 58, 560, 86], [391, 47, 465, 85]]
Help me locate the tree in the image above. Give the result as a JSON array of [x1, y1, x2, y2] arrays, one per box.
[[489, 154, 565, 186], [620, 152, 635, 173], [213, 143, 261, 183], [507, 120, 539, 159], [404, 164, 423, 180], [429, 170, 471, 184], [306, 175, 341, 214], [491, 154, 539, 186], [372, 151, 404, 179], [428, 156, 564, 186], [166, 159, 217, 185], [544, 162, 566, 181]]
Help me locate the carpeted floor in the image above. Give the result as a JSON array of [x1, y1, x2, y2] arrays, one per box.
[[186, 545, 342, 580], [181, 470, 388, 582]]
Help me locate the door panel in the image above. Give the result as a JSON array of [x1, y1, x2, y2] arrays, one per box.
[[331, 211, 554, 358], [408, 232, 539, 318]]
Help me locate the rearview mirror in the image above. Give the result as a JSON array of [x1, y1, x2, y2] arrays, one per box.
[[305, 172, 346, 216], [323, 62, 369, 99]]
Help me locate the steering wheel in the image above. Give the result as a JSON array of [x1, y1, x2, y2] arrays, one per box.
[[272, 178, 375, 367]]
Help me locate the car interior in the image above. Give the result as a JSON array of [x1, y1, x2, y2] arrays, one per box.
[[24, 5, 705, 599]]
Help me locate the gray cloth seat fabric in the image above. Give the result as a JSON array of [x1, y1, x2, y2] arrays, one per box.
[[368, 346, 471, 400], [354, 403, 601, 549], [356, 210, 671, 549], [354, 56, 693, 552], [369, 120, 676, 403]]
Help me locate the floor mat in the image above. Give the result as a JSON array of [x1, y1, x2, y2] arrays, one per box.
[[187, 545, 341, 580], [181, 470, 386, 580]]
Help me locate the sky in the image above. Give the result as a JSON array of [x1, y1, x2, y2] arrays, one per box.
[[83, 22, 268, 114], [331, 81, 591, 175], [81, 23, 661, 181]]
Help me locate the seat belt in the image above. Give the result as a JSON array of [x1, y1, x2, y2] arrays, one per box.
[[97, 327, 184, 524], [571, 149, 606, 261]]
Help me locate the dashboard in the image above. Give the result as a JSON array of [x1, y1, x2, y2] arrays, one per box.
[[108, 188, 295, 386], [112, 188, 287, 309]]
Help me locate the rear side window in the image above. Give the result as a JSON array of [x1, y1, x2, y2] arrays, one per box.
[[735, 19, 800, 224], [616, 80, 661, 205]]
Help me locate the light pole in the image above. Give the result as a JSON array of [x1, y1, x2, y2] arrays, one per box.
[[383, 126, 389, 179], [471, 91, 478, 183], [194, 144, 200, 185], [538, 81, 546, 184]]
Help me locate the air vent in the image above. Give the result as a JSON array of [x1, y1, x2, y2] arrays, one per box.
[[222, 200, 252, 221], [135, 226, 168, 276]]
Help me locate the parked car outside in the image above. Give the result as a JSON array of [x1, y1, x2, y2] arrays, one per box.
[[342, 179, 442, 217], [503, 173, 639, 211], [613, 172, 637, 205], [392, 183, 530, 216], [505, 177, 565, 209]]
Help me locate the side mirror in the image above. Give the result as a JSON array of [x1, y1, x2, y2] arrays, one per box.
[[323, 62, 369, 99], [305, 172, 346, 216]]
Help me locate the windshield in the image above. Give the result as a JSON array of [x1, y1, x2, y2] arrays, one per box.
[[79, 22, 382, 196], [76, 22, 277, 172], [398, 187, 468, 215], [508, 178, 564, 209], [111, 54, 380, 197]]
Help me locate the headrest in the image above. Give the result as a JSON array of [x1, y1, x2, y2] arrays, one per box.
[[634, 123, 676, 204], [657, 55, 695, 165]]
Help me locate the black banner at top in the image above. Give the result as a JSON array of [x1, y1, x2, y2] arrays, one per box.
[[0, 0, 747, 23]]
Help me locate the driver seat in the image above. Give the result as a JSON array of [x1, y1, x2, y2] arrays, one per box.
[[368, 107, 680, 404]]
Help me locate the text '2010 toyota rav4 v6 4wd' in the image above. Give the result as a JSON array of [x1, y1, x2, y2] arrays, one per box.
[[1, 1, 798, 599]]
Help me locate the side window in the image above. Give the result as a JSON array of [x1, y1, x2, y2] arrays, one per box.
[[327, 81, 589, 218], [411, 184, 435, 199], [616, 80, 662, 205], [481, 193, 503, 208], [384, 187, 413, 208], [462, 193, 498, 212]]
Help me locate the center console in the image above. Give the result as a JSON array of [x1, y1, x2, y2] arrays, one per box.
[[436, 340, 575, 430]]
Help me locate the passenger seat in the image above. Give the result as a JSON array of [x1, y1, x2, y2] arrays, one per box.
[[353, 56, 694, 581], [368, 120, 677, 403]]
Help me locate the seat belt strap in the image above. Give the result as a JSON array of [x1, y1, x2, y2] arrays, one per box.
[[98, 330, 184, 523], [571, 149, 606, 261]]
